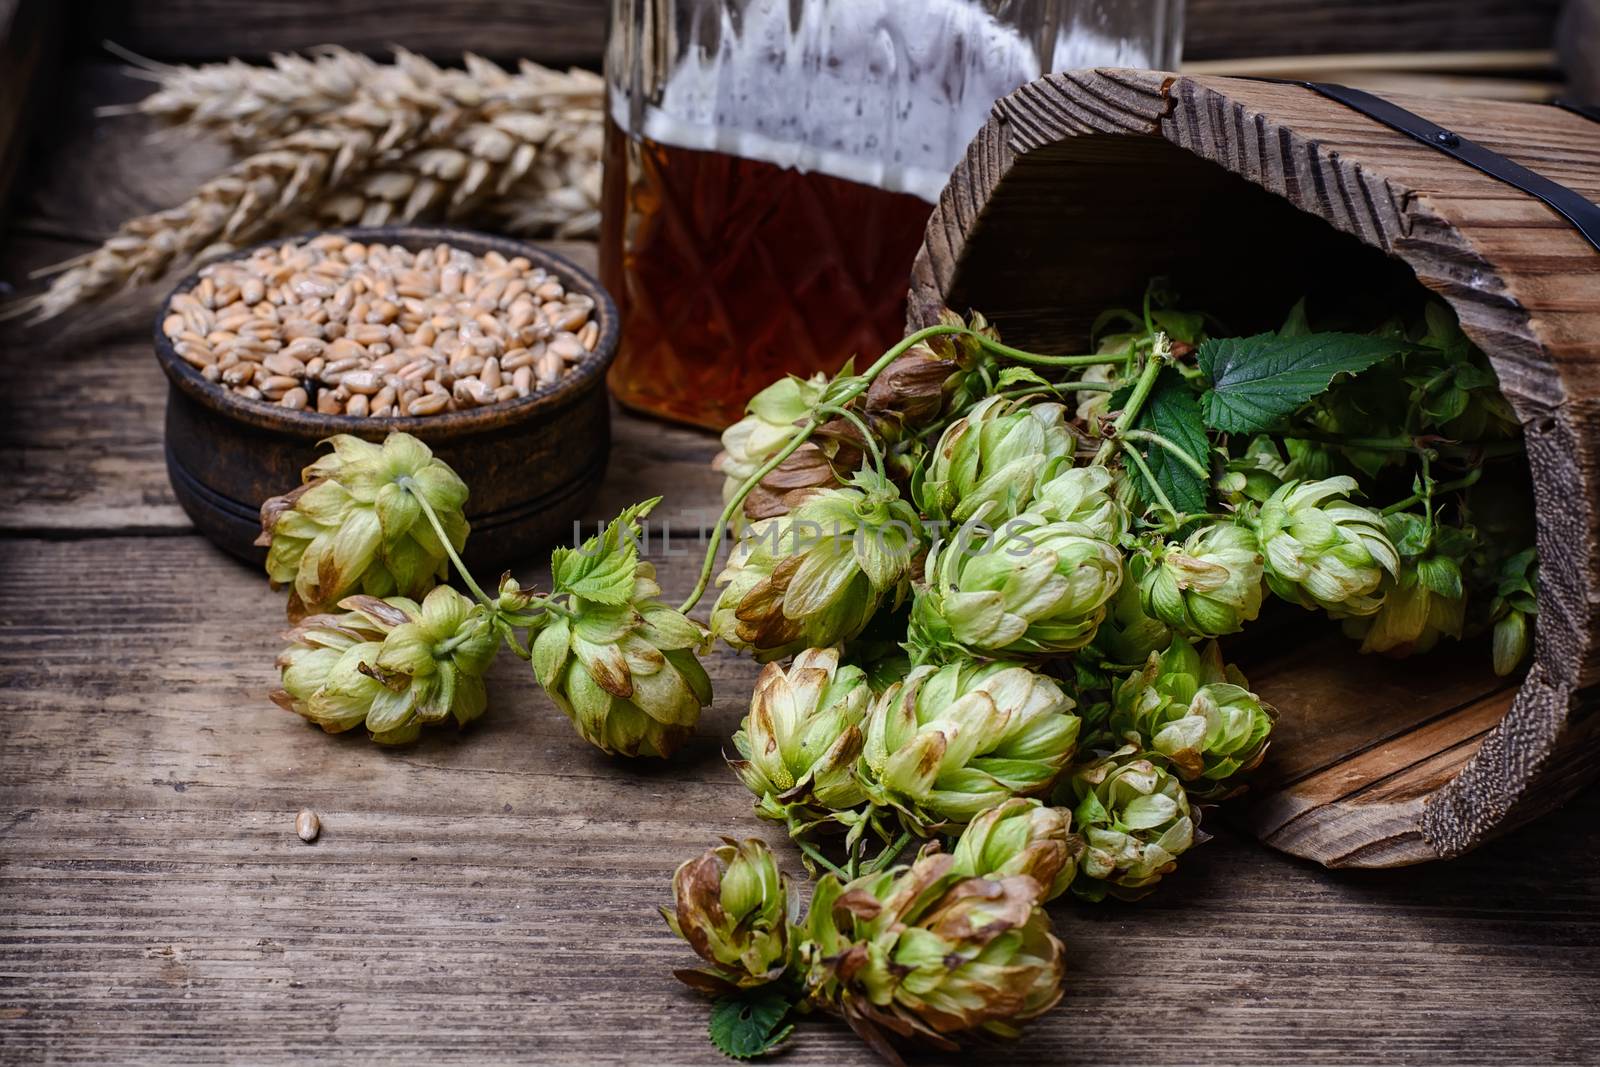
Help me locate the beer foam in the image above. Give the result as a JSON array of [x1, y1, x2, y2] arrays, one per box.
[[612, 0, 1159, 203]]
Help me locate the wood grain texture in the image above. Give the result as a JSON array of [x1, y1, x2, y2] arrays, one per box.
[[68, 0, 1565, 67], [0, 0, 63, 231], [79, 0, 608, 66], [1183, 0, 1563, 62], [909, 69, 1600, 866], [0, 328, 721, 537], [1, 535, 1598, 1065]]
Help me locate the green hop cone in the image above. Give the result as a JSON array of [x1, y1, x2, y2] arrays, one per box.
[[258, 433, 469, 619], [860, 659, 1081, 833], [1031, 464, 1129, 543], [715, 372, 826, 504], [865, 307, 1007, 425], [1109, 638, 1275, 798], [1139, 522, 1264, 639], [712, 470, 923, 661], [664, 837, 798, 992], [949, 798, 1083, 902], [1341, 556, 1466, 657], [1060, 744, 1199, 901], [1488, 548, 1538, 677], [913, 395, 1075, 523], [272, 587, 498, 744], [730, 647, 871, 828], [800, 847, 1064, 1052], [534, 562, 711, 758], [533, 500, 712, 758], [1092, 574, 1173, 666], [1216, 435, 1287, 507], [909, 513, 1124, 660], [1253, 476, 1398, 616]]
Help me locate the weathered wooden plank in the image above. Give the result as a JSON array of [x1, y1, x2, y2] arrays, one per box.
[[68, 0, 1566, 70], [79, 0, 609, 66], [1, 534, 1598, 1063], [1184, 0, 1563, 62], [0, 0, 63, 233], [0, 328, 722, 536]]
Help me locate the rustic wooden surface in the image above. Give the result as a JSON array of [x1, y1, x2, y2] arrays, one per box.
[[3, 62, 1599, 1065], [0, 0, 61, 233], [909, 68, 1600, 869], [71, 0, 1567, 67]]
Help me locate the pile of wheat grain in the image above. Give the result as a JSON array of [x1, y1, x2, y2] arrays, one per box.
[[9, 47, 604, 323]]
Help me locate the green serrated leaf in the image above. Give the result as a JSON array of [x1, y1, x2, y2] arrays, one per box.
[[552, 498, 660, 603], [708, 992, 797, 1060], [995, 366, 1052, 390], [1129, 368, 1210, 516], [1197, 332, 1410, 433]]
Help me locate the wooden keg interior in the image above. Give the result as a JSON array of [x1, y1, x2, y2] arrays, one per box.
[[935, 133, 1528, 867]]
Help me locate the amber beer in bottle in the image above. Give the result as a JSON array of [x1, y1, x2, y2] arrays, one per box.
[[600, 119, 935, 430], [602, 0, 1183, 429]]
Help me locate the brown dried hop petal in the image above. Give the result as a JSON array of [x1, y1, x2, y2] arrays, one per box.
[[864, 346, 957, 426]]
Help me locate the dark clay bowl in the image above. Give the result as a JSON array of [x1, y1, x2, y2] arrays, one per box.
[[153, 225, 618, 571]]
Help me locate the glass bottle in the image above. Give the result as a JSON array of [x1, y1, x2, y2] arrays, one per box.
[[602, 0, 1184, 429]]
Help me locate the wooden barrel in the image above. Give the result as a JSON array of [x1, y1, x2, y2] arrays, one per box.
[[908, 70, 1600, 868]]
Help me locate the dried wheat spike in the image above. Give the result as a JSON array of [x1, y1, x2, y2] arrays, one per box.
[[7, 47, 606, 320], [9, 98, 434, 322], [136, 48, 607, 236], [314, 100, 605, 238]]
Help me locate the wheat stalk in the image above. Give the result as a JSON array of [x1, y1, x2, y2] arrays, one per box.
[[8, 80, 444, 322], [7, 48, 606, 320]]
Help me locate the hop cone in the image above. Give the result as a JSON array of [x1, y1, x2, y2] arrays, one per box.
[[1108, 638, 1275, 798], [1342, 559, 1466, 657], [1139, 522, 1264, 639], [533, 559, 711, 758], [258, 433, 469, 619], [909, 513, 1123, 660], [664, 837, 797, 992], [1488, 548, 1537, 677], [1060, 744, 1198, 900], [949, 798, 1082, 902], [800, 847, 1064, 1052], [860, 660, 1081, 833], [730, 647, 871, 827], [272, 587, 497, 744], [1093, 577, 1173, 666], [1253, 476, 1398, 616], [1031, 464, 1128, 543], [712, 470, 922, 661], [714, 373, 826, 508], [914, 395, 1075, 523], [865, 308, 1005, 426]]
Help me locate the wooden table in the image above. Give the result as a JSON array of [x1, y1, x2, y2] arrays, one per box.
[[2, 64, 1597, 1066]]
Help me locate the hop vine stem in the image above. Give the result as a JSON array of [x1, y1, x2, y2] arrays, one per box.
[[401, 476, 566, 633], [402, 477, 495, 609], [1093, 347, 1167, 467]]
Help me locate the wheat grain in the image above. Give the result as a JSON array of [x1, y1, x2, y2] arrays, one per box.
[[156, 233, 592, 417]]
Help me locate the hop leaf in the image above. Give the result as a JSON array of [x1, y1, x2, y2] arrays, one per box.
[[551, 497, 659, 604], [707, 991, 797, 1060], [1197, 332, 1410, 433], [1128, 368, 1210, 516]]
